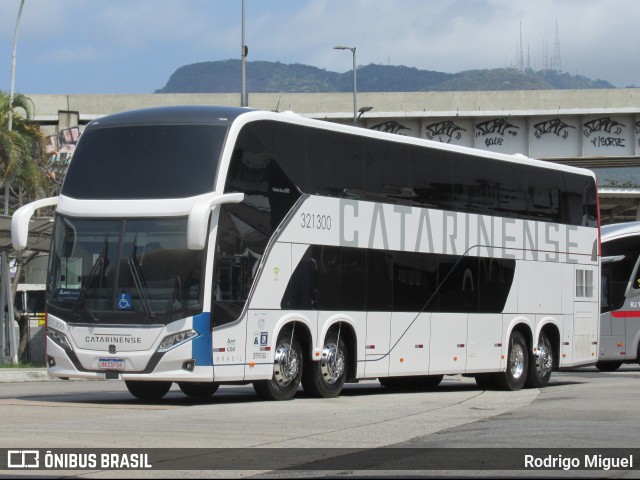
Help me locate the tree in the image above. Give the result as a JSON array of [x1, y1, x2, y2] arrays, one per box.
[[0, 91, 51, 210], [0, 90, 54, 362]]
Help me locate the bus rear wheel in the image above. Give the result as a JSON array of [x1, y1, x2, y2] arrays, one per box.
[[125, 380, 172, 400], [525, 332, 554, 388], [496, 331, 528, 391], [302, 329, 347, 398], [178, 382, 219, 398], [253, 327, 302, 401]]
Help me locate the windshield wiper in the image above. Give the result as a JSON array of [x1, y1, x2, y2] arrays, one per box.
[[72, 236, 109, 321], [127, 238, 155, 317]]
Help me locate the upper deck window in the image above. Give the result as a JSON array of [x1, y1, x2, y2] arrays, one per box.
[[62, 124, 228, 199], [232, 120, 596, 228]]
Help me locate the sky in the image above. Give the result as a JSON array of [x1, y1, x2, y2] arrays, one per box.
[[1, 0, 639, 95]]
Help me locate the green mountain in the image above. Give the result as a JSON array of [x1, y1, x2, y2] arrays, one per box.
[[155, 59, 615, 94]]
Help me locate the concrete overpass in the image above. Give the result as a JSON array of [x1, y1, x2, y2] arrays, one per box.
[[27, 89, 640, 222]]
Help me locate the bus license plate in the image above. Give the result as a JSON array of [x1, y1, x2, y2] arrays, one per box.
[[98, 358, 125, 370]]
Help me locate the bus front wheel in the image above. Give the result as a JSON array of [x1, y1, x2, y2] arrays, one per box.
[[253, 327, 302, 401], [302, 329, 347, 398], [496, 331, 528, 391], [125, 380, 172, 400]]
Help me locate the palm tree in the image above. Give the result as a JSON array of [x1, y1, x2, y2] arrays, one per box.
[[0, 90, 52, 362], [0, 90, 50, 212]]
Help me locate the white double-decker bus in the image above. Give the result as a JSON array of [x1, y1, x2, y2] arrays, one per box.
[[598, 221, 640, 371], [12, 106, 600, 400]]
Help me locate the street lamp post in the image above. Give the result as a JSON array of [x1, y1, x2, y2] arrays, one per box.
[[7, 0, 26, 214], [8, 0, 26, 135], [334, 45, 357, 126], [357, 106, 373, 127], [4, 0, 26, 364], [241, 0, 248, 107]]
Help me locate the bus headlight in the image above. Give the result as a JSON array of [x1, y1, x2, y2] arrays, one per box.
[[47, 327, 73, 352], [157, 329, 199, 353]]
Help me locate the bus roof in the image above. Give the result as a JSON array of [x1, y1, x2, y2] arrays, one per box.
[[601, 221, 640, 242], [86, 105, 595, 180], [86, 105, 253, 129], [234, 109, 596, 180]]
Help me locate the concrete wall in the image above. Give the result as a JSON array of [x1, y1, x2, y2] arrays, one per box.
[[28, 89, 640, 121], [28, 89, 640, 165]]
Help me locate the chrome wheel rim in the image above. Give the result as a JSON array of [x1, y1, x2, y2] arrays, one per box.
[[273, 342, 300, 386], [536, 340, 553, 377], [510, 343, 525, 379], [320, 342, 345, 385]]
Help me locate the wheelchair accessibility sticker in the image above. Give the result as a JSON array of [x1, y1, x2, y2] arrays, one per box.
[[117, 293, 132, 311]]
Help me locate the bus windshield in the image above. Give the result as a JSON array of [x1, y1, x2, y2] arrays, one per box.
[[61, 124, 228, 199], [47, 216, 204, 323], [601, 237, 640, 313]]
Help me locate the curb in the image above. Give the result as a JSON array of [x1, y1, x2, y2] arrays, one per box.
[[0, 368, 57, 383]]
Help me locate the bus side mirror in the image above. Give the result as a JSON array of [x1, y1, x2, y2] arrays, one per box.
[[11, 196, 59, 250], [187, 193, 244, 250]]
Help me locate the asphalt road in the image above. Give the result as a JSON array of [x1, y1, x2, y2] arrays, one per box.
[[0, 366, 639, 478]]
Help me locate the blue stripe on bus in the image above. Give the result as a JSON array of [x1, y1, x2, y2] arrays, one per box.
[[192, 312, 212, 366]]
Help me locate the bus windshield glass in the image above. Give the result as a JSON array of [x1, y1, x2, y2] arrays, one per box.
[[61, 124, 228, 199], [47, 216, 204, 323], [601, 236, 640, 313]]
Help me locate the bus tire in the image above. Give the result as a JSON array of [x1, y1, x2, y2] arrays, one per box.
[[178, 382, 219, 398], [125, 380, 172, 400], [301, 329, 347, 398], [253, 327, 302, 401], [595, 361, 622, 371], [496, 331, 528, 391], [525, 331, 553, 388]]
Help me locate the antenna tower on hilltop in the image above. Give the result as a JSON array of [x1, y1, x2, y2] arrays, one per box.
[[542, 39, 549, 70], [552, 20, 562, 72], [517, 21, 524, 72]]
